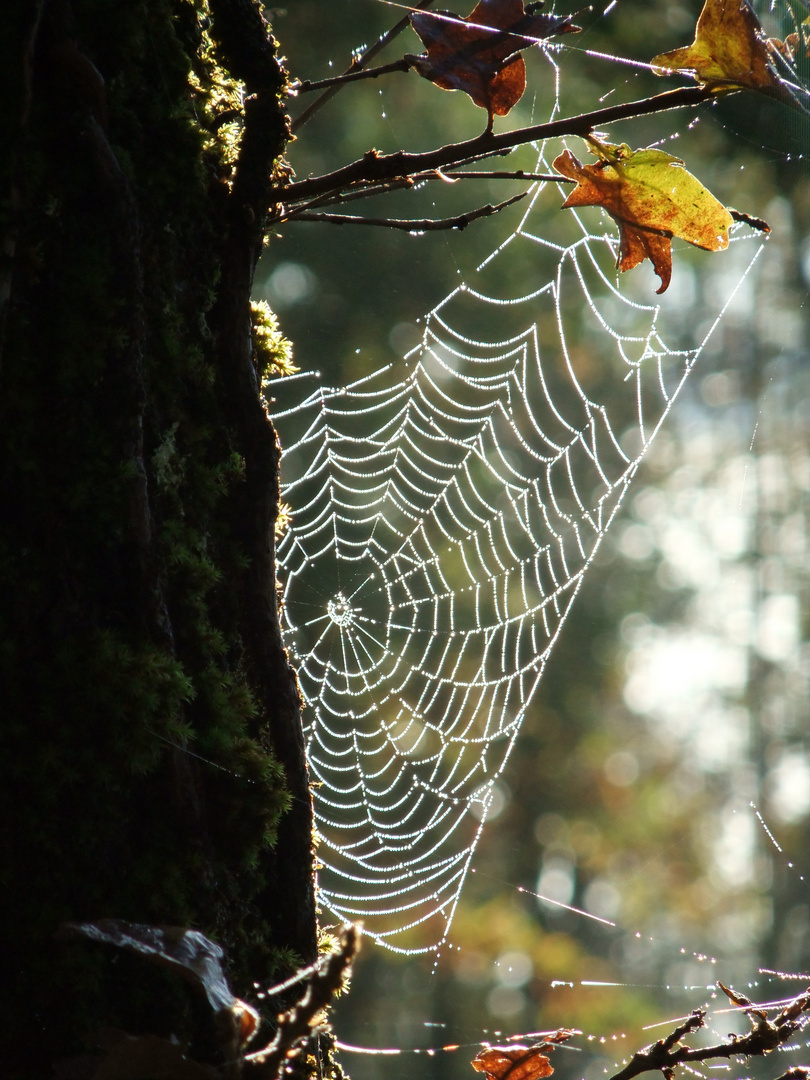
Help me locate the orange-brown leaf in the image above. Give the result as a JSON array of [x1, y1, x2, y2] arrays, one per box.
[[651, 0, 784, 98], [472, 1045, 554, 1080], [553, 138, 734, 294], [617, 224, 674, 293], [408, 0, 579, 122]]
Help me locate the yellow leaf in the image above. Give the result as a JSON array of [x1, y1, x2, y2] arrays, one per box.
[[553, 137, 734, 294], [651, 0, 784, 98]]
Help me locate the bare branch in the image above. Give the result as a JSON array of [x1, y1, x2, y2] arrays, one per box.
[[285, 192, 527, 230], [410, 168, 576, 183], [290, 0, 435, 133], [244, 925, 360, 1079], [274, 85, 716, 207], [292, 58, 410, 93], [773, 1069, 810, 1080], [608, 987, 810, 1080]]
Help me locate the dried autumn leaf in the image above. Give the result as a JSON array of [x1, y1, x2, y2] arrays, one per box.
[[651, 0, 786, 99], [552, 137, 734, 294], [407, 0, 579, 125], [471, 1030, 579, 1080], [472, 1045, 554, 1080]]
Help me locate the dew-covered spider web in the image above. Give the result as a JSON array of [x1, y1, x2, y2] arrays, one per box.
[[266, 0, 803, 958], [270, 222, 763, 955]]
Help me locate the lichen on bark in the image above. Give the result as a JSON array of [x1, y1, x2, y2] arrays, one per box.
[[0, 0, 314, 1073]]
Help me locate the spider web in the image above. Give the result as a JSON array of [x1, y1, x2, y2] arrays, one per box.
[[266, 1, 791, 956]]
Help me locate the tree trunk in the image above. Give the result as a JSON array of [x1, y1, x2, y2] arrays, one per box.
[[0, 1, 315, 1073]]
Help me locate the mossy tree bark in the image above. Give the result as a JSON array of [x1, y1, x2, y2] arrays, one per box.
[[0, 0, 315, 1073]]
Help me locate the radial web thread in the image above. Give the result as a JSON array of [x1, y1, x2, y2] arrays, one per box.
[[269, 106, 768, 956]]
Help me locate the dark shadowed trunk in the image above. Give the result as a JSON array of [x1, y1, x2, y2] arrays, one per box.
[[0, 1, 315, 1074]]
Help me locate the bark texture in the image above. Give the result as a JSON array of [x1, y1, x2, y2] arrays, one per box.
[[0, 1, 315, 1074]]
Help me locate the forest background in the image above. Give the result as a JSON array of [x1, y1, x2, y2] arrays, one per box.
[[2, 0, 809, 1076], [262, 3, 810, 1080]]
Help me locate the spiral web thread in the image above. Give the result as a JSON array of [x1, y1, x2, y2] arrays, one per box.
[[267, 8, 785, 955]]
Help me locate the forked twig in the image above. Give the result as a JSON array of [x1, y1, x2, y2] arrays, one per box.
[[244, 925, 360, 1079], [608, 985, 810, 1080]]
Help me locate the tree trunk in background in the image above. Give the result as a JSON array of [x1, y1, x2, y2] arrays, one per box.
[[0, 1, 315, 1074]]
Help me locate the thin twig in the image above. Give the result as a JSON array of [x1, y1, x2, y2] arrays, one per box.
[[283, 170, 572, 219], [279, 179, 415, 218], [275, 84, 716, 205], [293, 58, 410, 93], [729, 207, 771, 233], [290, 0, 435, 133], [411, 168, 576, 183], [284, 192, 527, 230], [244, 925, 360, 1079]]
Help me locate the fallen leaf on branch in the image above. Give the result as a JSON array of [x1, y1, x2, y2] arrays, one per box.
[[407, 0, 579, 125], [472, 1045, 554, 1080], [553, 137, 734, 293], [471, 1030, 579, 1080], [651, 0, 786, 99]]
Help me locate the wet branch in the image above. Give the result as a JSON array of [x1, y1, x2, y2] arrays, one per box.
[[273, 84, 716, 211], [608, 985, 810, 1080], [244, 925, 360, 1079]]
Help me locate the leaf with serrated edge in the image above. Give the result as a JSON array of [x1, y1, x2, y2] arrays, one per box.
[[553, 138, 734, 294], [407, 0, 579, 122]]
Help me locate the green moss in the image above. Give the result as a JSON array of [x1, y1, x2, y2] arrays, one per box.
[[253, 298, 298, 383]]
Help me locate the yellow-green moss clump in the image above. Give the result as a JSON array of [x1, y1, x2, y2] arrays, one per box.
[[252, 298, 297, 384]]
